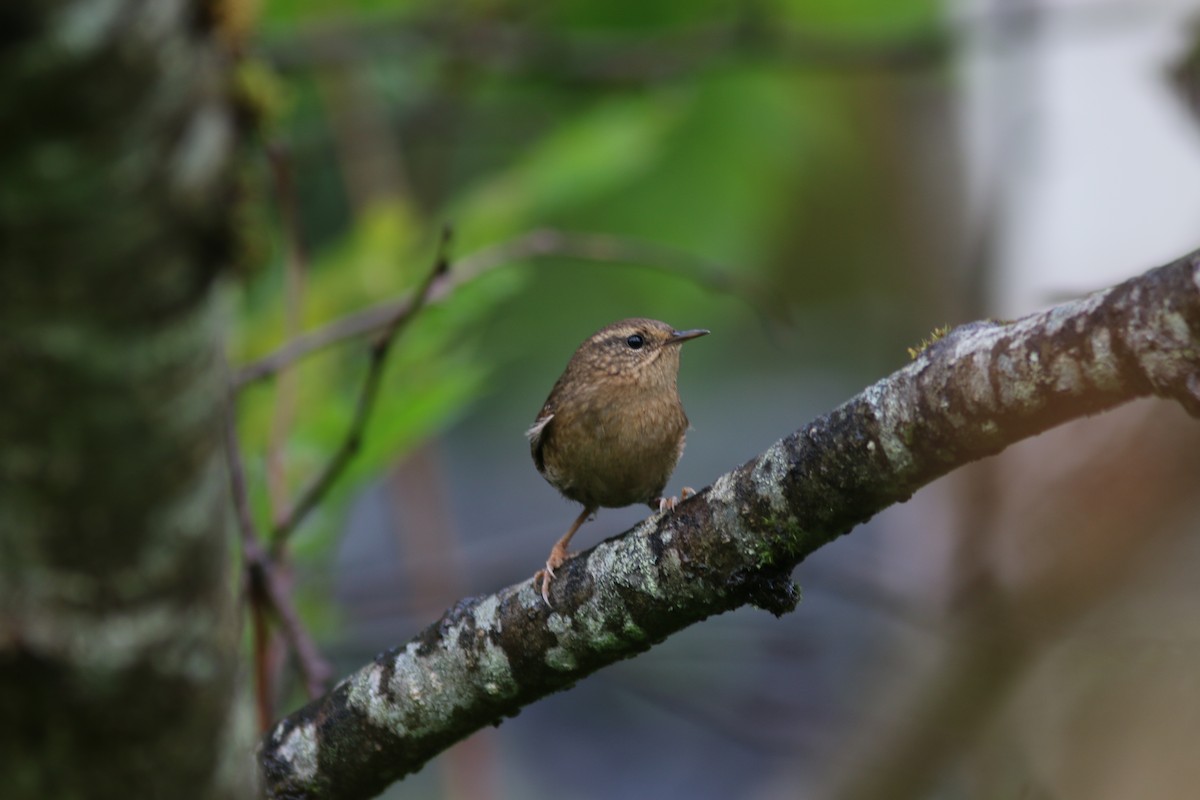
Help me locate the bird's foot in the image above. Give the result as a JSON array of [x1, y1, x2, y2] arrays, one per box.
[[657, 486, 696, 513], [535, 541, 572, 607]]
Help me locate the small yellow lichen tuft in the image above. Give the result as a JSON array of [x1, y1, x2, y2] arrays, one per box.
[[907, 324, 951, 360]]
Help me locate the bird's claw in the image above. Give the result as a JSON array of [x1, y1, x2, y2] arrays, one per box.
[[657, 486, 696, 513], [536, 546, 570, 607], [535, 569, 553, 607]]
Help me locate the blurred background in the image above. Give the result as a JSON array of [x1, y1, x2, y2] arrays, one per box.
[[229, 0, 1200, 797]]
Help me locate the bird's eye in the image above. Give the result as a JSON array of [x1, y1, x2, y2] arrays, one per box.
[[626, 334, 645, 350]]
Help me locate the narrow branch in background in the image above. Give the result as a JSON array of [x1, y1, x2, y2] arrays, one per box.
[[264, 16, 947, 76], [259, 250, 1200, 800], [223, 392, 335, 707], [263, 4, 1147, 78], [269, 228, 453, 551], [235, 228, 749, 389]]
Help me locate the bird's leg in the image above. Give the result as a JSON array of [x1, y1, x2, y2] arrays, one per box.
[[536, 506, 594, 606], [656, 486, 696, 513]]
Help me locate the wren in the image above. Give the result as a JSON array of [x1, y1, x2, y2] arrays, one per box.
[[526, 318, 709, 605]]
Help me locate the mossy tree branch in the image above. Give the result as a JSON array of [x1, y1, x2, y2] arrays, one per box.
[[259, 250, 1200, 800]]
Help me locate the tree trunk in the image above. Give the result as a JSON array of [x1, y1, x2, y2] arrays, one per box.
[[0, 2, 246, 797]]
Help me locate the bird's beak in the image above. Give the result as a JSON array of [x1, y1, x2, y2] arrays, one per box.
[[666, 328, 710, 345]]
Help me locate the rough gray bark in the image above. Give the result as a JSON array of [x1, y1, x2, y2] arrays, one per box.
[[260, 251, 1200, 799], [0, 2, 246, 798]]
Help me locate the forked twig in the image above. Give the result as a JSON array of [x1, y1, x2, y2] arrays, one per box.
[[222, 389, 335, 708], [268, 227, 454, 552]]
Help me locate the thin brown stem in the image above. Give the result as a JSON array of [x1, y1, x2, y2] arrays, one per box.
[[223, 388, 265, 555], [250, 583, 273, 732], [269, 227, 454, 551], [223, 393, 282, 726]]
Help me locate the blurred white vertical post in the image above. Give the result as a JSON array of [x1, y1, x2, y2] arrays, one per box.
[[957, 0, 1200, 315]]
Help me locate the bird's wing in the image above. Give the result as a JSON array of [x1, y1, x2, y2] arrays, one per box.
[[526, 409, 554, 474]]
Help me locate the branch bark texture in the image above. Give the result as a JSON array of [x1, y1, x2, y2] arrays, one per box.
[[259, 251, 1200, 799], [0, 2, 243, 797]]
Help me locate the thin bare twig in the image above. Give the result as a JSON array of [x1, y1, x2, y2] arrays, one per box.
[[234, 228, 747, 389], [222, 388, 335, 705], [224, 394, 284, 725], [268, 227, 454, 551]]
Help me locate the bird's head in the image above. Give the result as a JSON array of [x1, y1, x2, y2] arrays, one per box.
[[570, 318, 709, 389]]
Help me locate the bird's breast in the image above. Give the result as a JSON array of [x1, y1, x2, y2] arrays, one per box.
[[541, 388, 688, 509]]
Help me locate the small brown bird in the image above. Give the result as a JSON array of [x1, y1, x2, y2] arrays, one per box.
[[527, 318, 709, 604]]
